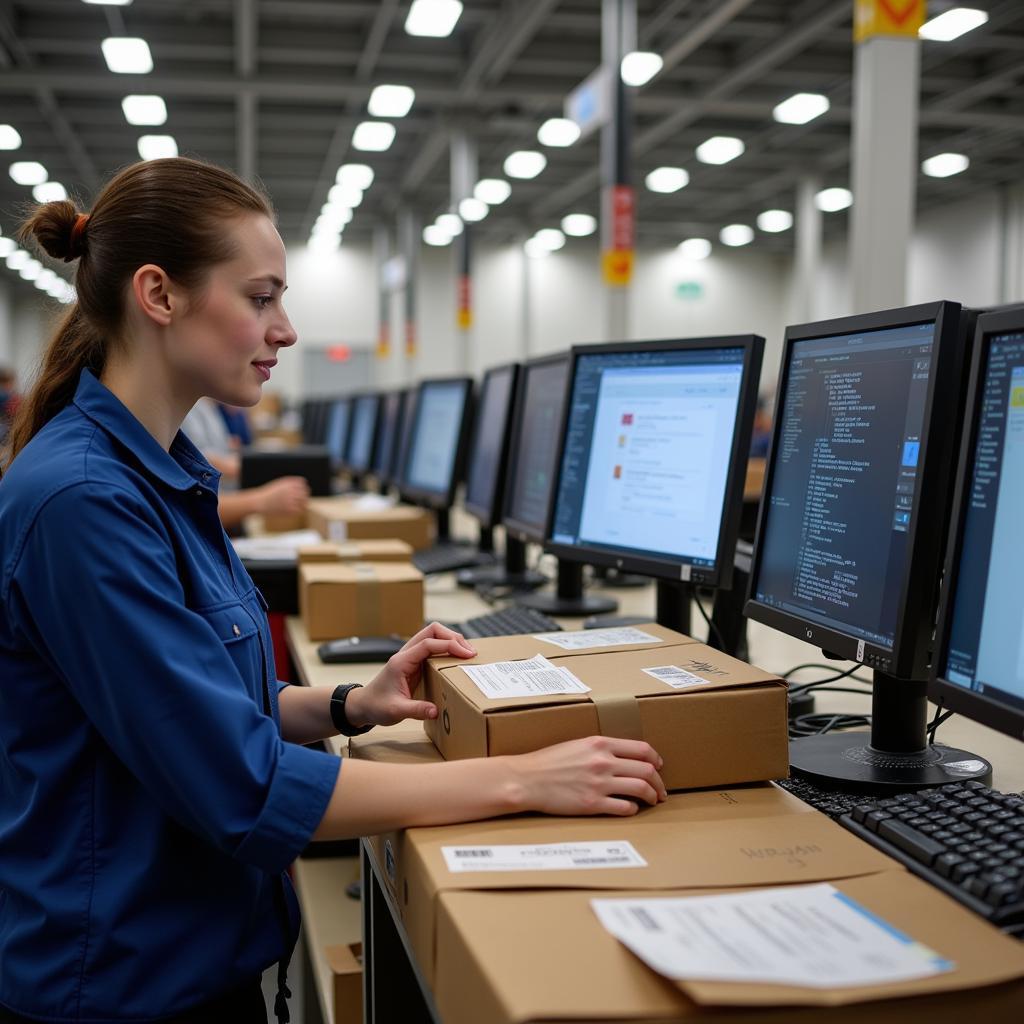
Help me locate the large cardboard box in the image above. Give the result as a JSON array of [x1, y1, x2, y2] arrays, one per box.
[[324, 942, 362, 1024], [298, 562, 424, 640], [307, 497, 433, 550], [433, 874, 1024, 1024], [420, 625, 789, 791], [297, 539, 413, 564]]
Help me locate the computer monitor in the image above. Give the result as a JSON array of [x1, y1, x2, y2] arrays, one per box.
[[301, 398, 331, 445], [932, 306, 1024, 746], [393, 387, 419, 492], [240, 446, 332, 496], [746, 300, 982, 789], [324, 397, 352, 468], [344, 393, 380, 479], [464, 364, 520, 530], [529, 337, 763, 622], [372, 390, 402, 487]]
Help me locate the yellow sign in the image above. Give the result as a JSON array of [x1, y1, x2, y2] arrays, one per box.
[[854, 0, 925, 43], [602, 249, 634, 287], [457, 308, 472, 330]]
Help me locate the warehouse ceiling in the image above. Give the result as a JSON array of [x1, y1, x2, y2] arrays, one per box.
[[1, 0, 1023, 283]]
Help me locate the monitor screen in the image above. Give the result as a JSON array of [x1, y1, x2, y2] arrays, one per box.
[[324, 398, 351, 465], [405, 379, 470, 503], [937, 321, 1024, 728], [503, 355, 570, 541], [347, 394, 379, 472], [548, 344, 752, 579], [464, 365, 518, 524], [373, 391, 402, 480], [394, 387, 419, 490]]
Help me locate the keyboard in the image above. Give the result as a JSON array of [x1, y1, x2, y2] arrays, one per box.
[[413, 543, 497, 575], [778, 777, 1024, 935], [449, 604, 562, 639]]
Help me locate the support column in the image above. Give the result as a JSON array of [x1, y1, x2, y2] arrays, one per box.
[[373, 225, 392, 372], [600, 0, 636, 342], [399, 207, 419, 371], [450, 132, 477, 373], [520, 237, 533, 359], [849, 0, 925, 312], [793, 175, 822, 323]]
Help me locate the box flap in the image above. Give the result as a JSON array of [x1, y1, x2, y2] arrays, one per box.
[[300, 561, 423, 585]]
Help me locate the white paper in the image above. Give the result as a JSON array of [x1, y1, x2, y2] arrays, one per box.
[[591, 883, 953, 990], [443, 841, 647, 873], [641, 665, 709, 689], [230, 530, 324, 561], [461, 654, 591, 699], [532, 627, 662, 650]]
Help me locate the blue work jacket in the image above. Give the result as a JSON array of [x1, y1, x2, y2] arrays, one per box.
[[0, 370, 342, 1021]]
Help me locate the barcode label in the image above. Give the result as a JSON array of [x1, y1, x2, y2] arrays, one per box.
[[461, 654, 591, 700], [442, 841, 647, 873], [453, 849, 493, 858], [641, 665, 708, 689]]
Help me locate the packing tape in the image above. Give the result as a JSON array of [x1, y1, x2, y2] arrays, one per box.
[[354, 563, 379, 635], [591, 692, 644, 742]]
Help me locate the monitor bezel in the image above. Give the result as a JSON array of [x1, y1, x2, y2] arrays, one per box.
[[392, 386, 419, 492], [324, 395, 353, 467], [371, 389, 402, 482], [398, 376, 474, 510], [930, 306, 1024, 742], [501, 351, 572, 546], [744, 300, 967, 680], [542, 335, 764, 590], [463, 363, 521, 528], [342, 391, 381, 474]]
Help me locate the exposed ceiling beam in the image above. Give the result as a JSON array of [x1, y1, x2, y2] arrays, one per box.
[[654, 0, 758, 80], [356, 0, 400, 82], [235, 0, 257, 181]]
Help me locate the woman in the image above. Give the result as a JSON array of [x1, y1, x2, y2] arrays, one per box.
[[0, 158, 666, 1023]]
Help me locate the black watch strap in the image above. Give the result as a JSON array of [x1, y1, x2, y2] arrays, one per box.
[[330, 683, 373, 737]]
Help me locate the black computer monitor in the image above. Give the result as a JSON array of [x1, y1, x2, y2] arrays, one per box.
[[464, 364, 520, 530], [301, 398, 331, 445], [240, 446, 332, 496], [324, 397, 352, 468], [372, 390, 402, 488], [527, 337, 763, 622], [931, 306, 1024, 747], [393, 387, 419, 492], [344, 393, 380, 480], [745, 300, 982, 789]]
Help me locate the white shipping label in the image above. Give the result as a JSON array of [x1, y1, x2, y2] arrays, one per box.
[[443, 841, 647, 873], [327, 520, 349, 542], [461, 654, 591, 699], [641, 665, 709, 689], [592, 883, 953, 990], [532, 627, 662, 650]]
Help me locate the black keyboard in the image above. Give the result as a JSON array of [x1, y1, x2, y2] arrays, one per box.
[[778, 777, 1024, 935], [413, 543, 497, 575], [450, 604, 562, 639]]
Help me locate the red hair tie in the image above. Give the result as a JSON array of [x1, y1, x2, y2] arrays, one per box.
[[69, 213, 89, 256]]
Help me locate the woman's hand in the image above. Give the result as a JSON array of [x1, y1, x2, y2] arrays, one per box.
[[346, 622, 476, 728], [509, 735, 668, 817]]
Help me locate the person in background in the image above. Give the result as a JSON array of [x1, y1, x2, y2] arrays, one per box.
[[218, 401, 253, 446], [0, 157, 666, 1024], [750, 394, 773, 458]]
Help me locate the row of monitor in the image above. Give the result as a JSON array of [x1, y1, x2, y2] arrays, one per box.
[[299, 299, 1024, 790]]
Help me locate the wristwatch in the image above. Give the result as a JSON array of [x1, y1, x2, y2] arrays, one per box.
[[329, 683, 373, 737]]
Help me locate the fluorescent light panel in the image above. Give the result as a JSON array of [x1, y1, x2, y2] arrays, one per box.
[[919, 8, 988, 42], [645, 166, 689, 193], [474, 179, 510, 204], [922, 152, 969, 177], [122, 95, 167, 126], [815, 187, 853, 212], [0, 125, 22, 150], [772, 92, 830, 125], [33, 182, 68, 203], [537, 118, 580, 147], [101, 37, 153, 74], [504, 150, 546, 179], [423, 225, 452, 246], [368, 85, 415, 118], [562, 213, 597, 237], [757, 209, 793, 232], [336, 164, 374, 190], [532, 228, 565, 251], [620, 51, 662, 87], [436, 213, 463, 236], [458, 197, 488, 222], [677, 238, 711, 260], [9, 161, 47, 185], [720, 224, 754, 247], [405, 0, 463, 38], [695, 136, 744, 165], [352, 121, 396, 152], [137, 135, 177, 160]]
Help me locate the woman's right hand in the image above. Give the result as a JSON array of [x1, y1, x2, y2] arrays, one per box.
[[255, 475, 310, 516], [511, 735, 668, 817]]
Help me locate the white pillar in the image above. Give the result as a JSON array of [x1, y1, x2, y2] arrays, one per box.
[[794, 175, 822, 323]]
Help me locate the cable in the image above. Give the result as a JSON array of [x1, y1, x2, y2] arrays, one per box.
[[788, 664, 873, 694], [927, 706, 955, 744], [789, 711, 871, 738], [693, 590, 726, 651]]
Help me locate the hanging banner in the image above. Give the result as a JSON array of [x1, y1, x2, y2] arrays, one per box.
[[602, 184, 635, 286], [457, 274, 472, 329], [853, 0, 925, 43]]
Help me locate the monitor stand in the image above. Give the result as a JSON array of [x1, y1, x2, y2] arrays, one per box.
[[517, 560, 617, 616], [592, 565, 649, 588], [789, 670, 993, 792], [456, 535, 546, 591], [586, 580, 696, 636]]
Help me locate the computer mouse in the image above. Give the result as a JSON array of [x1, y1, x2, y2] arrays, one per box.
[[317, 634, 406, 664]]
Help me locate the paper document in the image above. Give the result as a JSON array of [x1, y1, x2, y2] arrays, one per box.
[[532, 627, 662, 650], [641, 665, 709, 689], [461, 654, 591, 699], [443, 840, 646, 874], [592, 883, 953, 989], [231, 530, 323, 561]]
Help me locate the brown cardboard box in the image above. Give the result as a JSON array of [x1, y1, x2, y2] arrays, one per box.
[[297, 539, 413, 564], [298, 562, 424, 640], [324, 941, 362, 1024], [261, 512, 308, 533], [433, 874, 1024, 1024], [420, 625, 789, 791], [307, 497, 433, 550]]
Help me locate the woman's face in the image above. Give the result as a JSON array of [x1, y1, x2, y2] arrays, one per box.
[[170, 213, 297, 407]]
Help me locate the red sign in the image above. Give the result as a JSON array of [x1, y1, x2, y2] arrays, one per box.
[[326, 345, 352, 362]]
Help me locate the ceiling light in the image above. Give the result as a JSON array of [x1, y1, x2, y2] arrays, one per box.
[[6, 249, 29, 270], [815, 187, 853, 212], [336, 164, 374, 190], [423, 225, 453, 246], [327, 183, 363, 208], [533, 228, 565, 252], [436, 213, 463, 236], [0, 238, 16, 257], [10, 161, 47, 186], [695, 136, 744, 165], [19, 260, 42, 282], [537, 118, 580, 147], [33, 182, 67, 203], [352, 121, 396, 152], [317, 207, 353, 228], [524, 237, 550, 259], [677, 238, 711, 261], [474, 179, 510, 204], [504, 151, 547, 179], [458, 197, 488, 222], [720, 224, 754, 247], [757, 209, 793, 232], [121, 95, 167, 126], [561, 213, 597, 237], [922, 152, 970, 178], [137, 135, 177, 160], [101, 38, 153, 74], [368, 84, 415, 118], [620, 51, 663, 87], [36, 269, 57, 288], [83, 1, 133, 6], [308, 234, 341, 254], [772, 92, 830, 125], [405, 0, 463, 38], [645, 166, 689, 193], [919, 8, 988, 42], [0, 125, 21, 150], [46, 279, 66, 297]]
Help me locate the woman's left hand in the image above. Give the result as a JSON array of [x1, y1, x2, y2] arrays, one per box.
[[347, 623, 477, 728]]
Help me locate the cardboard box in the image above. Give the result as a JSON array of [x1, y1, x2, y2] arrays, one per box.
[[324, 941, 362, 1024], [297, 539, 413, 564], [307, 497, 433, 550], [433, 874, 1024, 1024], [420, 625, 789, 791], [262, 512, 308, 533], [299, 562, 424, 640]]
